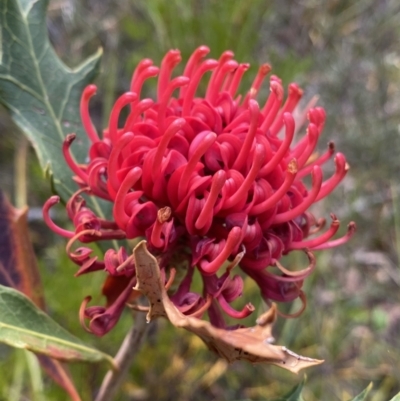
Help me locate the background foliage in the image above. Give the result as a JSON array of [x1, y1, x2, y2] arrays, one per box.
[[0, 0, 400, 400]]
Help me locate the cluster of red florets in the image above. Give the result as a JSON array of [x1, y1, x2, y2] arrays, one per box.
[[43, 46, 355, 335]]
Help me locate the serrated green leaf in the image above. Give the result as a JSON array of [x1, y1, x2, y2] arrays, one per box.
[[268, 378, 306, 401], [389, 393, 400, 401], [347, 383, 373, 401], [0, 285, 114, 365], [0, 0, 108, 217]]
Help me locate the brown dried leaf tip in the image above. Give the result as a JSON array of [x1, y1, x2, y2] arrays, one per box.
[[133, 241, 323, 374]]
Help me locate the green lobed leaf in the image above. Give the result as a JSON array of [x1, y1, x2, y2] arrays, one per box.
[[0, 0, 107, 217], [0, 284, 114, 365], [389, 393, 400, 401], [347, 383, 373, 401]]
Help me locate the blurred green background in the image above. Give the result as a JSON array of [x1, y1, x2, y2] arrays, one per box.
[[1, 0, 400, 400]]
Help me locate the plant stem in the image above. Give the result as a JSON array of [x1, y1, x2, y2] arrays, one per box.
[[14, 135, 28, 208], [9, 349, 25, 401], [25, 350, 46, 401], [95, 311, 149, 401], [391, 181, 400, 270]]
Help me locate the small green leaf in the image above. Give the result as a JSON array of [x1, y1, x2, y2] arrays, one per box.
[[268, 377, 306, 401], [348, 383, 373, 401], [0, 0, 108, 218], [0, 285, 113, 365], [389, 393, 400, 401]]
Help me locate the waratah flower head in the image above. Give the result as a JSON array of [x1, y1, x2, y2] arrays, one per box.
[[44, 46, 355, 335]]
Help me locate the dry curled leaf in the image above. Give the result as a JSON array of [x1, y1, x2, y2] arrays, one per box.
[[0, 191, 44, 307], [133, 241, 323, 374]]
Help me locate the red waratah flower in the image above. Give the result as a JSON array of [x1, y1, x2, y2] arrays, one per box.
[[43, 46, 355, 336]]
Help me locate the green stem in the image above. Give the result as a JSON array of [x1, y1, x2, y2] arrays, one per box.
[[101, 32, 119, 129], [8, 349, 25, 401], [14, 135, 28, 208], [25, 350, 46, 401], [391, 181, 400, 268]]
